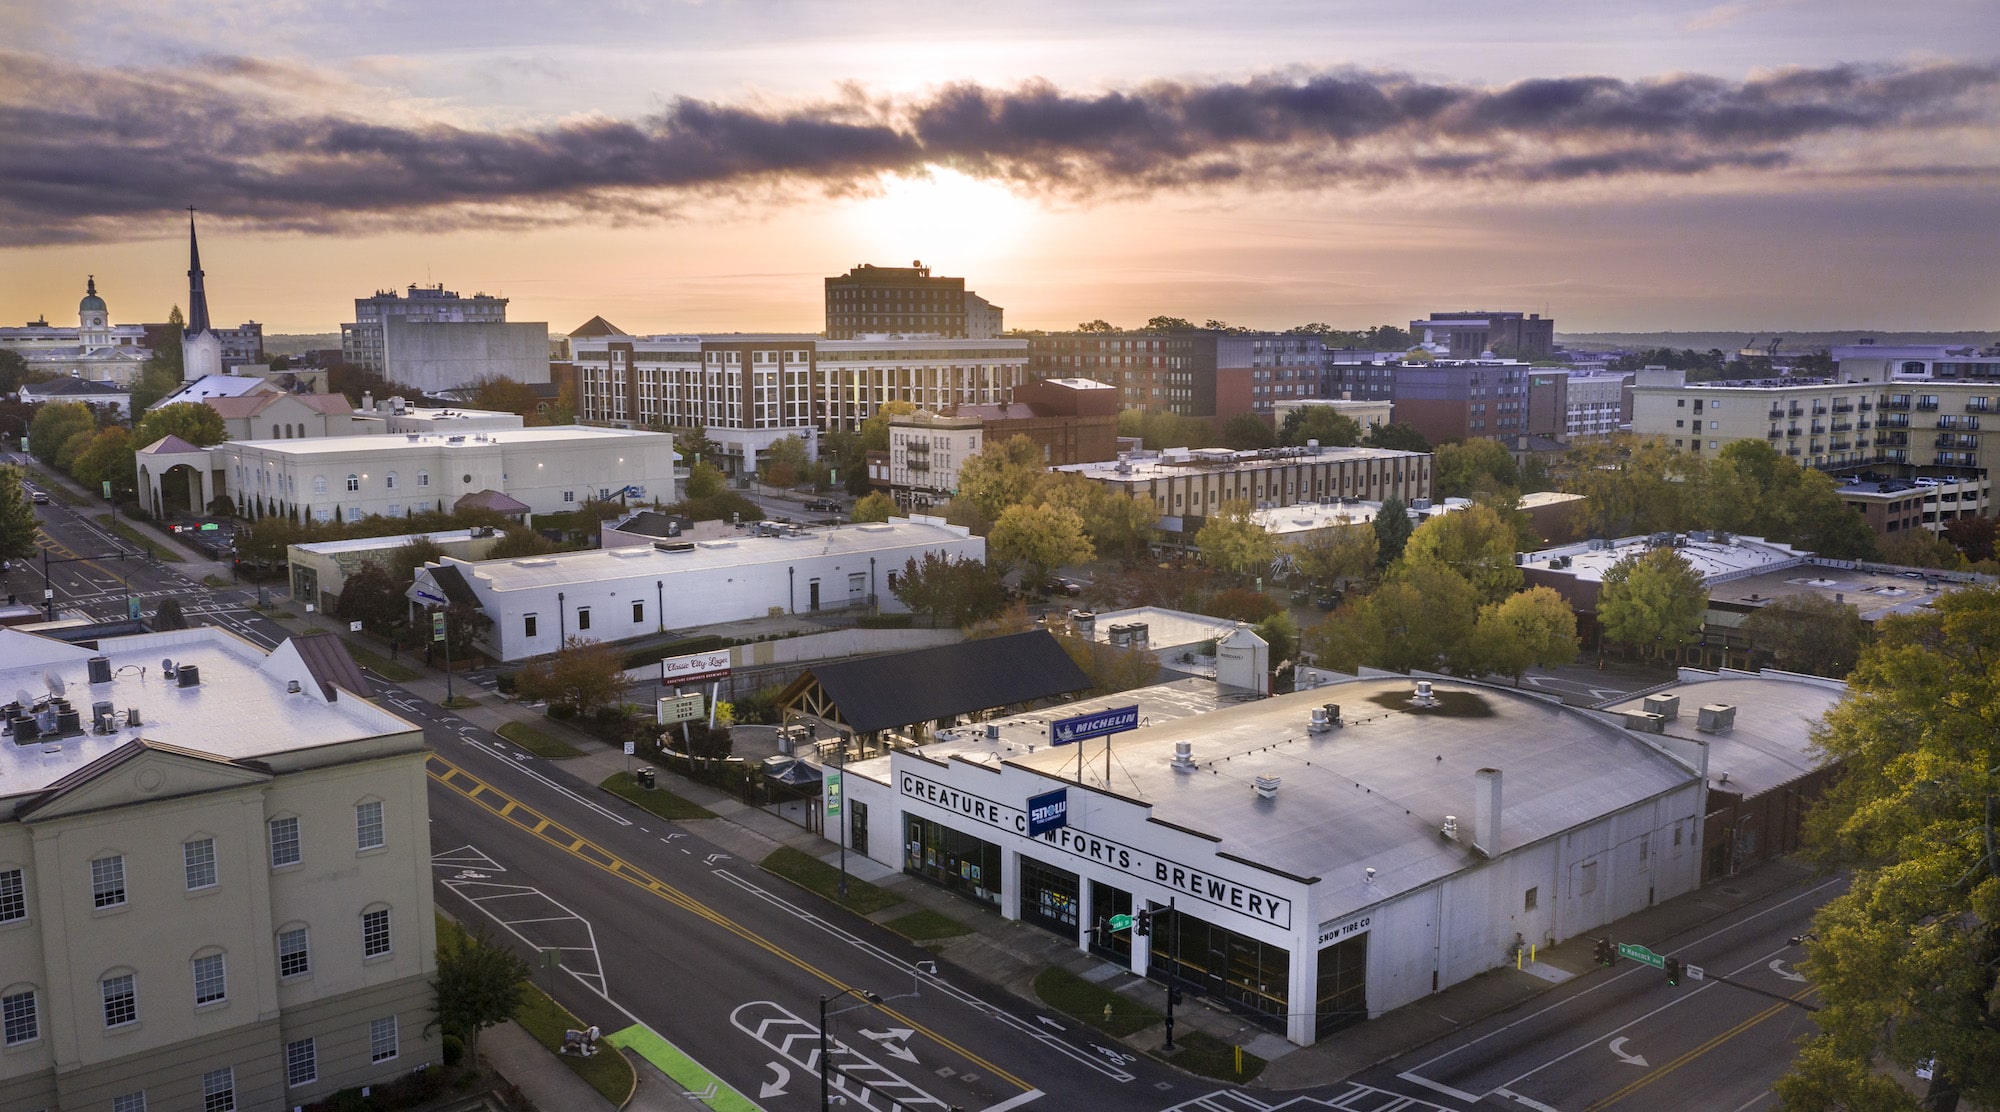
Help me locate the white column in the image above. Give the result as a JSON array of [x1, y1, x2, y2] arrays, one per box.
[[1287, 934, 1317, 1047], [999, 846, 1021, 922], [1075, 874, 1095, 954]]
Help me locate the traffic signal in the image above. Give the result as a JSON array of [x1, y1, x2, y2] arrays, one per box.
[[1594, 938, 1615, 966], [1664, 957, 1682, 986], [1135, 909, 1152, 937]]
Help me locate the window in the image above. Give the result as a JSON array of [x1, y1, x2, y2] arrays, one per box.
[[202, 1066, 235, 1112], [632, 600, 644, 624], [356, 801, 385, 851], [385, 472, 398, 489], [345, 474, 360, 492], [370, 1015, 399, 1062], [576, 607, 591, 632], [269, 817, 300, 867], [363, 908, 391, 957], [417, 471, 430, 487], [184, 838, 217, 891], [2, 988, 36, 1045], [1524, 886, 1539, 912], [0, 867, 22, 922], [102, 972, 137, 1027], [312, 475, 327, 495], [563, 490, 576, 503], [91, 855, 126, 909], [285, 1037, 317, 1086], [345, 506, 362, 523], [524, 613, 538, 638], [187, 952, 228, 1006], [278, 927, 309, 978], [114, 1094, 147, 1112], [1580, 860, 1598, 896]]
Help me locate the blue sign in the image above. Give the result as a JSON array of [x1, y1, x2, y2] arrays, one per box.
[[1026, 788, 1069, 837], [1050, 705, 1140, 746]]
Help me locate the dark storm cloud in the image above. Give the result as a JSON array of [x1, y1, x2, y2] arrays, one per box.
[[1, 52, 1994, 245]]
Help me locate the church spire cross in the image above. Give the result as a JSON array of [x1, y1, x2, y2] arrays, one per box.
[[185, 206, 213, 337]]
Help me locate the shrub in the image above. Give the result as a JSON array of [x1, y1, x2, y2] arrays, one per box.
[[442, 1033, 465, 1066]]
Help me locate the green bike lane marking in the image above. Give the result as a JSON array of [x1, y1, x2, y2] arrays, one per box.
[[604, 1023, 765, 1112]]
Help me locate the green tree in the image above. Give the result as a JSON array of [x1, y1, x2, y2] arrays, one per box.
[[1195, 501, 1277, 581], [1878, 529, 1963, 570], [859, 399, 918, 453], [1776, 587, 2000, 1111], [955, 434, 1048, 520], [1373, 496, 1413, 568], [684, 460, 725, 501], [1596, 548, 1709, 658], [1076, 319, 1117, 332], [486, 527, 558, 559], [850, 491, 897, 523], [55, 427, 96, 474], [1364, 422, 1431, 453], [1364, 324, 1414, 350], [133, 401, 225, 450], [513, 637, 631, 716], [1145, 315, 1195, 331], [431, 922, 531, 1070], [1057, 632, 1162, 697], [891, 552, 1007, 628], [1306, 561, 1481, 674], [1433, 439, 1519, 500], [1399, 503, 1524, 605], [1219, 413, 1275, 451], [1785, 470, 1877, 560], [0, 349, 51, 394], [334, 559, 405, 635], [1285, 520, 1377, 589], [760, 435, 810, 489], [28, 402, 93, 465], [0, 466, 40, 561], [386, 537, 447, 594], [467, 374, 536, 414], [1255, 611, 1299, 667], [1739, 593, 1869, 677], [1036, 474, 1157, 563], [1472, 586, 1579, 684], [1278, 406, 1362, 448], [126, 363, 183, 415], [1554, 434, 1687, 538], [988, 502, 1093, 587], [70, 426, 134, 498]]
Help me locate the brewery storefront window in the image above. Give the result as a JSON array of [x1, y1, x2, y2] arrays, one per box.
[[1149, 905, 1290, 1028], [904, 816, 1001, 906], [1019, 857, 1078, 937], [1090, 882, 1132, 963]]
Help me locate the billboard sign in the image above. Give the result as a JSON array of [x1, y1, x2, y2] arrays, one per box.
[[661, 649, 732, 685], [1026, 788, 1069, 837], [656, 694, 706, 724], [1050, 705, 1140, 746]]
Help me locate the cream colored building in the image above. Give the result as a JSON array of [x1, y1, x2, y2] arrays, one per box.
[[1268, 397, 1393, 437], [886, 411, 983, 505], [0, 625, 437, 1110]]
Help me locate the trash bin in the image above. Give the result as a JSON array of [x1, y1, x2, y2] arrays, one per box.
[[636, 767, 655, 790]]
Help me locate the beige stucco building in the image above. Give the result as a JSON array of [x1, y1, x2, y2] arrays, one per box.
[[0, 626, 437, 1110]]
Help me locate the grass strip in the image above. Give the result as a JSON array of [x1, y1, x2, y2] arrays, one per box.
[[1156, 1028, 1267, 1082], [759, 845, 904, 915], [499, 720, 585, 759], [601, 771, 716, 820], [1031, 965, 1162, 1038], [343, 640, 420, 682], [515, 982, 638, 1105], [92, 514, 184, 561], [884, 907, 971, 943]]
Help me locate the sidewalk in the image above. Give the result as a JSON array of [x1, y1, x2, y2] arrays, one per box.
[[352, 613, 1828, 1095]]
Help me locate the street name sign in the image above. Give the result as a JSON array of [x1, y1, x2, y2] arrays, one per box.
[[1106, 914, 1134, 931], [1617, 942, 1665, 969]]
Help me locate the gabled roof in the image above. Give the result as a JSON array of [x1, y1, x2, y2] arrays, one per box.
[[205, 393, 278, 418], [456, 489, 531, 514], [784, 631, 1091, 735], [567, 314, 626, 338], [429, 563, 481, 607], [135, 434, 207, 455], [285, 633, 373, 701], [17, 738, 272, 822], [22, 377, 129, 397], [295, 393, 354, 414]]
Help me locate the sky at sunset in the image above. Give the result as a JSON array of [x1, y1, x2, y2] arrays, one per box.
[[2, 0, 1996, 337]]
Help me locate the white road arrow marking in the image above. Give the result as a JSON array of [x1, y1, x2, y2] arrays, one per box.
[[1608, 1036, 1649, 1067], [862, 1027, 919, 1062], [759, 1061, 790, 1099], [1768, 958, 1807, 982], [705, 853, 730, 865], [1035, 1015, 1065, 1032]]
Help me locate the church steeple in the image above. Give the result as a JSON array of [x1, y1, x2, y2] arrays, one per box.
[[185, 207, 213, 337]]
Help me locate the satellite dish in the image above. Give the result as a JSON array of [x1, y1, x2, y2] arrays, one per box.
[[162, 658, 175, 676], [13, 689, 33, 708], [44, 671, 65, 697]]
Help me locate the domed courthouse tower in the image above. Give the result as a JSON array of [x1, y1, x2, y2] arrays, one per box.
[[78, 276, 110, 347]]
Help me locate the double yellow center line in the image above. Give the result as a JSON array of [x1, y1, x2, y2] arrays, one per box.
[[1584, 983, 1819, 1110], [428, 752, 1032, 1094]]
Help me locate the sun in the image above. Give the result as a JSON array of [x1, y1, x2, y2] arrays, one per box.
[[840, 166, 1038, 268]]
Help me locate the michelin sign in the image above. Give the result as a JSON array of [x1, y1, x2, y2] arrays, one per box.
[[1050, 705, 1139, 746]]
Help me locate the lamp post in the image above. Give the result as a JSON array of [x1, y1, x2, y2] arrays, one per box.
[[818, 987, 882, 1111]]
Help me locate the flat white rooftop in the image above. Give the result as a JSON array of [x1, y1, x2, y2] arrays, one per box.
[[0, 627, 416, 802], [460, 518, 974, 593], [1524, 535, 1807, 585], [294, 529, 485, 556], [226, 425, 666, 454], [1059, 444, 1424, 483]]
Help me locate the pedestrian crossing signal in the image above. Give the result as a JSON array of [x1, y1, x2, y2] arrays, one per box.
[[1594, 938, 1615, 966], [1665, 956, 1683, 986]]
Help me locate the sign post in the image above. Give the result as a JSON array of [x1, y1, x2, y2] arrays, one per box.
[[1051, 705, 1140, 785]]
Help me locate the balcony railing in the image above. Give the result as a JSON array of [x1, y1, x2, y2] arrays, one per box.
[[1879, 432, 1909, 447], [1833, 403, 1855, 413], [1767, 409, 1785, 419], [1971, 401, 1993, 412], [1882, 398, 1911, 410], [1766, 429, 1784, 439], [1917, 400, 1941, 410], [1831, 421, 1853, 432], [1859, 401, 1873, 411], [1787, 426, 1803, 437]]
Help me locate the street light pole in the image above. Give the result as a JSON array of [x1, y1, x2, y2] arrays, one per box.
[[818, 987, 881, 1111]]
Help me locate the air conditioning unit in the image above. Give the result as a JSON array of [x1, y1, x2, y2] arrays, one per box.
[[1622, 710, 1667, 734]]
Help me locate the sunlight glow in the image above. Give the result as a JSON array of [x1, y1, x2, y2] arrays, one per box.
[[838, 167, 1040, 272]]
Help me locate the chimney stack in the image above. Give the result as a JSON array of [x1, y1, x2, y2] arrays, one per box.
[[1472, 768, 1503, 857]]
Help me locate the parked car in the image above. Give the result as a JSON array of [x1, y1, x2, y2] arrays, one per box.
[[26, 485, 48, 505], [1044, 576, 1083, 597], [804, 497, 842, 513]]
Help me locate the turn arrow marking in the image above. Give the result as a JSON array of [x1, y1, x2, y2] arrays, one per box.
[[1768, 958, 1807, 982], [759, 1061, 790, 1099], [1608, 1036, 1649, 1067], [862, 1026, 920, 1063]]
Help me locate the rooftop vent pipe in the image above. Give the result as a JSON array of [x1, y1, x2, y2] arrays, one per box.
[[1254, 775, 1282, 800], [1170, 741, 1196, 773]]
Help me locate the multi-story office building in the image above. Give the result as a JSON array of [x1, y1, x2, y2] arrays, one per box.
[[881, 378, 1122, 506], [1032, 329, 1332, 418], [1214, 334, 1331, 420], [1386, 361, 1567, 445], [823, 263, 1003, 339], [1411, 311, 1555, 359], [0, 625, 438, 1110], [340, 284, 547, 391], [569, 332, 1028, 476], [1563, 371, 1631, 438]]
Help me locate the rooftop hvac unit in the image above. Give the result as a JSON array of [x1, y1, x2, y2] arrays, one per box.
[[176, 664, 201, 688], [87, 656, 112, 685], [1622, 710, 1667, 733], [1642, 693, 1681, 719], [985, 723, 1000, 740], [1254, 775, 1282, 800], [1697, 704, 1737, 733]]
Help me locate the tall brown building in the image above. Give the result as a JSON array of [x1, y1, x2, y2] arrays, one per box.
[[824, 262, 1002, 339]]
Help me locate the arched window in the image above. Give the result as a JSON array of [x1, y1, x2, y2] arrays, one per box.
[[1902, 361, 1927, 375], [385, 472, 398, 490], [312, 475, 327, 495], [345, 474, 360, 492]]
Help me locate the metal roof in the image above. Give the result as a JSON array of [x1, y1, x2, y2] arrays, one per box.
[[789, 630, 1091, 735]]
